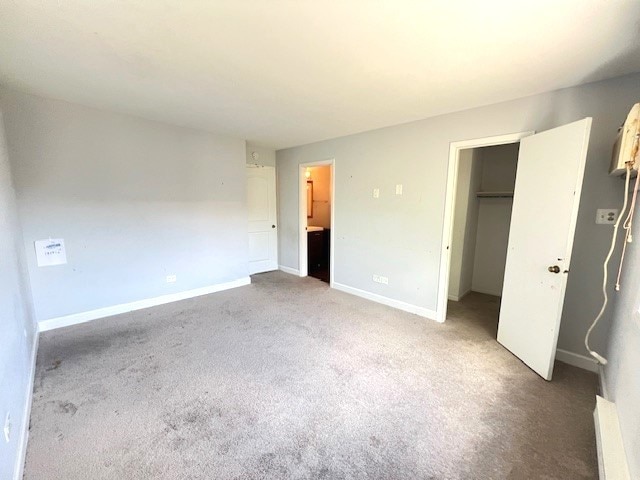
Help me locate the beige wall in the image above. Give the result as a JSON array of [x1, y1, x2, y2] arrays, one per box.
[[307, 166, 331, 229]]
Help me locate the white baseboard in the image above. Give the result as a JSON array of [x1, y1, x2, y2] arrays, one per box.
[[14, 326, 39, 480], [278, 265, 300, 276], [332, 282, 437, 320], [470, 287, 502, 297], [448, 289, 471, 302], [38, 277, 251, 332], [594, 396, 631, 480], [555, 348, 599, 373]]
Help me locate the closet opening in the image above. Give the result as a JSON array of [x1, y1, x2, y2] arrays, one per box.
[[446, 142, 520, 336]]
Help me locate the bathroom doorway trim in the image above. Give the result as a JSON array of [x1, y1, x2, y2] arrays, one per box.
[[298, 158, 335, 286]]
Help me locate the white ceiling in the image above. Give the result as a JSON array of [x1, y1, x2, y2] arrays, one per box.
[[1, 1, 639, 149]]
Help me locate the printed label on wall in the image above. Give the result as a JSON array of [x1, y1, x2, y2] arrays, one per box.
[[35, 238, 67, 267]]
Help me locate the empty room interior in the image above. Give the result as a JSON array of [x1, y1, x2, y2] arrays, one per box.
[[1, 2, 640, 479]]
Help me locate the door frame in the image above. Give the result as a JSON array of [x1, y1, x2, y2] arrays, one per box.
[[436, 131, 534, 322], [298, 159, 335, 286]]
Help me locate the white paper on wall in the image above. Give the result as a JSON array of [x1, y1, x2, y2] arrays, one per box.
[[35, 238, 67, 267]]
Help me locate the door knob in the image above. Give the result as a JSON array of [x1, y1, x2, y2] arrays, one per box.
[[272, 225, 276, 229], [548, 265, 560, 273]]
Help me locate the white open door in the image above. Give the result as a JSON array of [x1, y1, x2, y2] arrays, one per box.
[[497, 118, 592, 380], [247, 165, 278, 274]]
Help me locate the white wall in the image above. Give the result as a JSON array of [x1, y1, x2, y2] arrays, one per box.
[[0, 88, 249, 322], [307, 166, 331, 228], [448, 148, 481, 300], [276, 72, 640, 357], [246, 143, 276, 167], [471, 143, 519, 296], [603, 200, 640, 478], [0, 110, 37, 480]]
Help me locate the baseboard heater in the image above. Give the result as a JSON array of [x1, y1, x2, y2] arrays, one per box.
[[594, 396, 630, 479]]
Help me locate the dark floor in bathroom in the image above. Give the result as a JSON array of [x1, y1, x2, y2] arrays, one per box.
[[309, 267, 329, 283]]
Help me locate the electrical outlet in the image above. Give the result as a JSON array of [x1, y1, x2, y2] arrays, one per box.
[[395, 184, 403, 195], [373, 274, 388, 285], [373, 188, 380, 199], [4, 412, 11, 443], [166, 275, 177, 283], [596, 209, 619, 225]]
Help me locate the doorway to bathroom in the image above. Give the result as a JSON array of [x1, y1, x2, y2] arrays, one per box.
[[298, 159, 335, 285]]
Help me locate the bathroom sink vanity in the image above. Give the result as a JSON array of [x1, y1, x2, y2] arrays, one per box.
[[307, 227, 330, 283]]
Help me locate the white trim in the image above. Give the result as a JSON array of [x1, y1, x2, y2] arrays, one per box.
[[468, 286, 502, 297], [436, 131, 534, 322], [333, 282, 437, 320], [298, 165, 306, 278], [298, 159, 335, 286], [594, 396, 631, 480], [448, 289, 471, 302], [449, 289, 502, 301], [555, 348, 598, 373], [598, 364, 608, 400], [278, 265, 300, 276], [38, 277, 251, 332], [14, 327, 39, 480]]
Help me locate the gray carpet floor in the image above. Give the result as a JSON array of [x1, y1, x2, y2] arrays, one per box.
[[24, 272, 598, 479]]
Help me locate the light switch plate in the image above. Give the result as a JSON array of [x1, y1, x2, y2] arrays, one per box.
[[395, 184, 403, 195], [596, 209, 619, 225], [373, 188, 380, 199]]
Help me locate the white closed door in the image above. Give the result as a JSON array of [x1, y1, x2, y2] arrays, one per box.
[[497, 118, 592, 380], [247, 165, 278, 274]]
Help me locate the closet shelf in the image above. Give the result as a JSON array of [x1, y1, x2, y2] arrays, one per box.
[[476, 191, 514, 198]]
